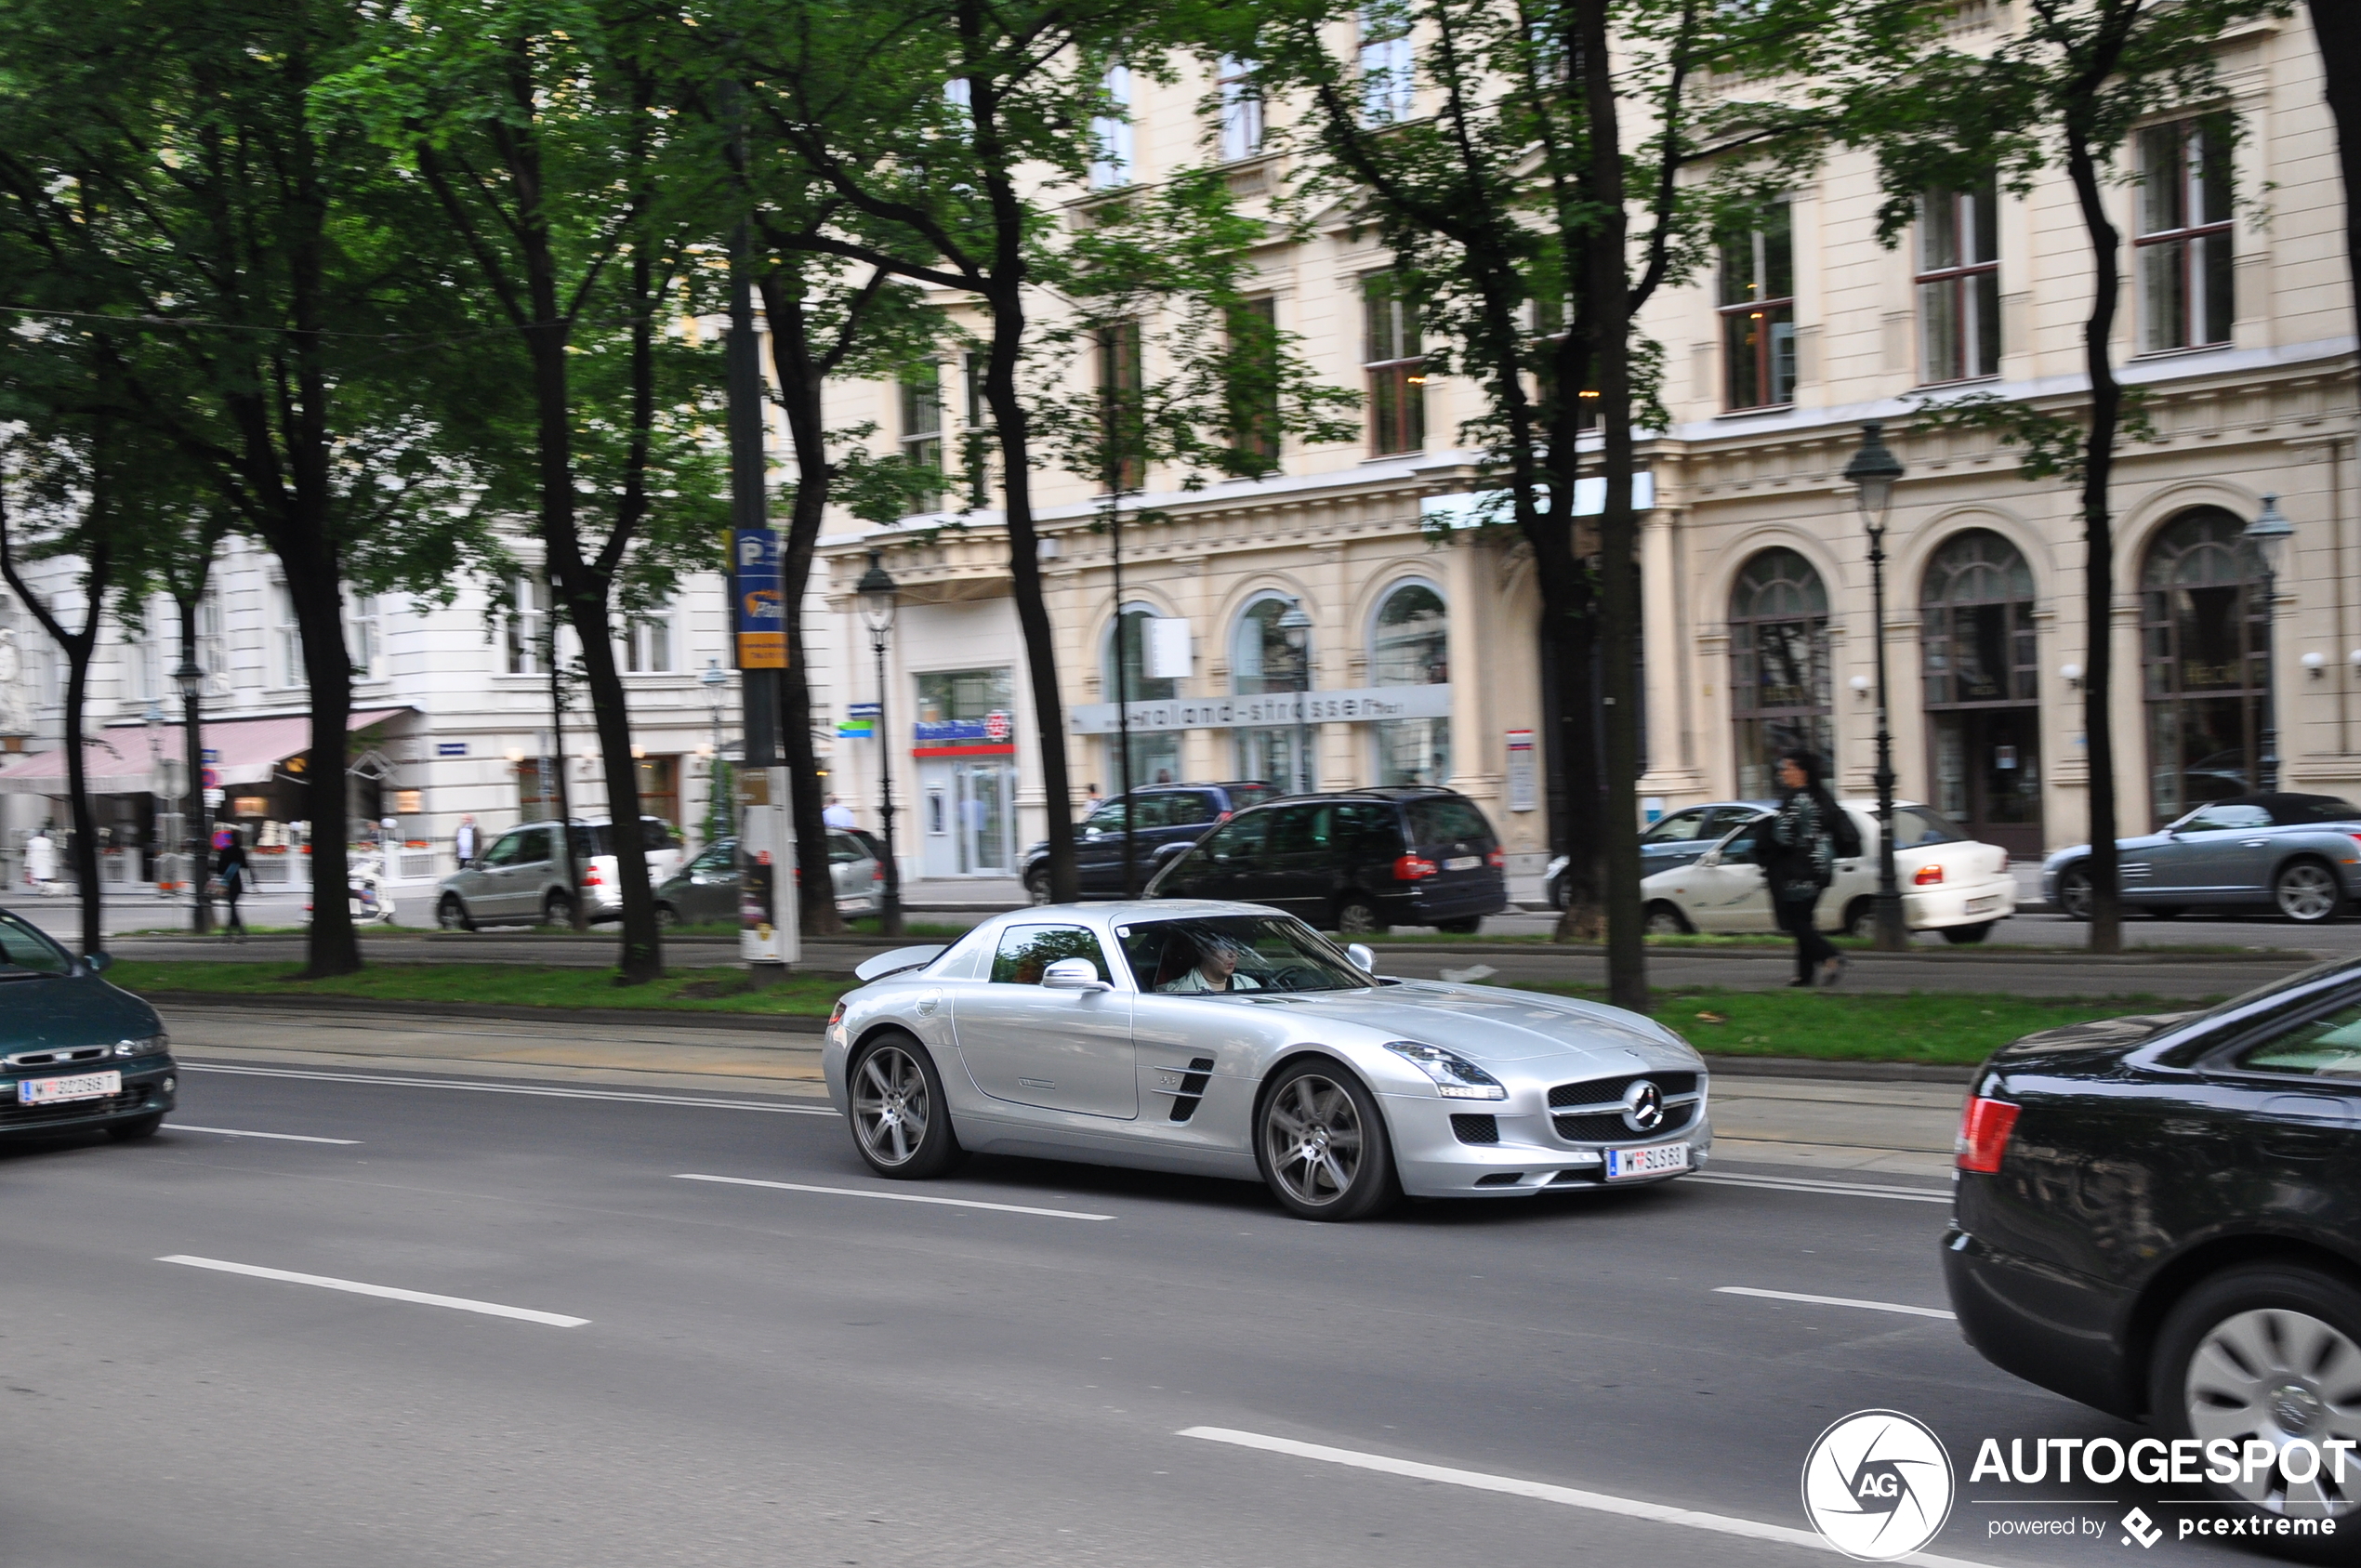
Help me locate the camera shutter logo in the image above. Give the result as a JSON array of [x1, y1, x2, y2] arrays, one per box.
[[1800, 1409, 1955, 1561]]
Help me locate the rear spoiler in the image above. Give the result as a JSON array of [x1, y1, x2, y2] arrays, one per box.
[[854, 944, 949, 982]]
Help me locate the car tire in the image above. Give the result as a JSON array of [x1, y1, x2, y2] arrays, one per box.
[[2275, 859, 2344, 925], [1643, 901, 1693, 936], [654, 903, 679, 929], [436, 894, 474, 932], [1024, 867, 1053, 906], [2055, 865, 2092, 922], [105, 1113, 165, 1141], [1939, 921, 1993, 945], [542, 891, 574, 928], [2149, 1263, 2361, 1536], [1841, 897, 1875, 938], [1547, 874, 1568, 912], [1255, 1060, 1399, 1222], [847, 1032, 964, 1180], [1433, 916, 1483, 935], [1335, 896, 1387, 936]]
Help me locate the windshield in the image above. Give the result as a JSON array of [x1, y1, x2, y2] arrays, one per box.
[[0, 911, 73, 977], [1115, 915, 1370, 995]]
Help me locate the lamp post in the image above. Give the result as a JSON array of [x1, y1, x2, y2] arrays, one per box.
[[2242, 493, 2293, 793], [1279, 599, 1313, 793], [175, 655, 211, 935], [858, 550, 904, 936], [699, 658, 729, 847], [1843, 421, 1907, 953]]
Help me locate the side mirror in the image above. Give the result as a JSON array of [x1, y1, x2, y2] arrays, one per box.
[[83, 951, 113, 974], [1695, 850, 1721, 869], [1346, 942, 1377, 975], [1042, 957, 1111, 993]]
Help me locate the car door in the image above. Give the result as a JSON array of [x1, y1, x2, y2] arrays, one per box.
[[1245, 802, 1326, 917], [948, 923, 1136, 1119], [456, 829, 524, 916], [1074, 801, 1128, 894], [2200, 988, 2361, 1213], [1683, 819, 1773, 931], [2155, 801, 2274, 898], [477, 828, 544, 918]]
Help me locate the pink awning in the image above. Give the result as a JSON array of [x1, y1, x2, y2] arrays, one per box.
[[0, 707, 410, 795]]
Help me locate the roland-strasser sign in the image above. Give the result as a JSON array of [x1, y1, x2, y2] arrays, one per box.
[[1069, 684, 1452, 735]]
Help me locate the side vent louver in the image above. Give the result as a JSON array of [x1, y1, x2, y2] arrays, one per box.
[[1167, 1057, 1216, 1122]]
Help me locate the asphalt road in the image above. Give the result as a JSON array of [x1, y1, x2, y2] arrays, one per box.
[[0, 1046, 2302, 1566]]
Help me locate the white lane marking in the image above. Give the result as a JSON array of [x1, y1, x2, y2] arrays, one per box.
[[157, 1255, 588, 1327], [675, 1173, 1114, 1222], [1178, 1427, 1991, 1567], [1691, 1171, 1950, 1204], [1716, 1285, 1957, 1320], [171, 1124, 361, 1145], [182, 1061, 837, 1114]]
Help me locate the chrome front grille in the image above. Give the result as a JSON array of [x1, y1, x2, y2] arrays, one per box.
[[5, 1045, 112, 1070], [1546, 1071, 1704, 1145]]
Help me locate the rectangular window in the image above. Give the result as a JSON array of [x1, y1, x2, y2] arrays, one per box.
[[1225, 296, 1282, 475], [899, 364, 943, 511], [345, 592, 382, 681], [1096, 320, 1145, 493], [1364, 273, 1426, 455], [1218, 56, 1264, 161], [636, 756, 679, 825], [192, 589, 230, 697], [1717, 200, 1796, 410], [2136, 116, 2234, 352], [623, 609, 673, 674], [961, 349, 993, 509], [1918, 181, 2000, 383], [505, 576, 547, 677], [271, 578, 306, 690], [1089, 65, 1133, 189], [1359, 5, 1415, 124]]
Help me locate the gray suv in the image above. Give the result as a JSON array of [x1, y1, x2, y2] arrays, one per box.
[[434, 816, 685, 929]]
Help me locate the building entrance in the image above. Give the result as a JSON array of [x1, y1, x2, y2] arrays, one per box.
[[1920, 530, 2043, 856]]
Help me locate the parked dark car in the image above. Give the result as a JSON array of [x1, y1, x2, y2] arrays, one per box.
[[1023, 781, 1280, 902], [2042, 793, 2361, 925], [0, 909, 175, 1144], [1544, 799, 1777, 910], [1144, 785, 1508, 933], [1944, 958, 2361, 1537]]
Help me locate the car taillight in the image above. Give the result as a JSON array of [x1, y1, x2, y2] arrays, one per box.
[[1486, 847, 1505, 869], [582, 866, 604, 886], [1914, 864, 1944, 886], [1957, 1097, 2020, 1174], [1393, 853, 1438, 881]]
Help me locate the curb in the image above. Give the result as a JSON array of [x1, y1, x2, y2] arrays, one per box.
[[1699, 1053, 1976, 1085], [133, 990, 828, 1036]]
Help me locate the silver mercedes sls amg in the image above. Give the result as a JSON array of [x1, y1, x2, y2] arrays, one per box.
[[822, 901, 1711, 1220]]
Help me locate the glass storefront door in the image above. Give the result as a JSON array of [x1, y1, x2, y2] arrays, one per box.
[[954, 762, 1013, 875]]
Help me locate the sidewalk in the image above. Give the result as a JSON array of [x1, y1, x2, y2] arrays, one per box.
[[159, 1003, 1963, 1179]]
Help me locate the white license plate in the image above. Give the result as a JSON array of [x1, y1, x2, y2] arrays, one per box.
[[20, 1070, 122, 1106], [1963, 895, 2000, 915], [1605, 1142, 1692, 1180], [1444, 855, 1481, 872]]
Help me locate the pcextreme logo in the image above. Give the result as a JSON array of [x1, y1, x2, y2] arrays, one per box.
[[1801, 1409, 1958, 1561]]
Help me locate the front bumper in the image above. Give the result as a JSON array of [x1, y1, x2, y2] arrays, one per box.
[[0, 1054, 177, 1139], [1904, 873, 2016, 929], [1384, 1091, 1711, 1198]]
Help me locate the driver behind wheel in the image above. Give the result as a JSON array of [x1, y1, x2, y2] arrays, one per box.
[[1154, 930, 1260, 993]]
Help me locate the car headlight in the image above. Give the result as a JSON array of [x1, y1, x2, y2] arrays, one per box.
[[1384, 1041, 1507, 1100], [113, 1034, 168, 1058]]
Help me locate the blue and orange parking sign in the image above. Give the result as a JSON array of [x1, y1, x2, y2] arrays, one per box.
[[732, 527, 786, 669]]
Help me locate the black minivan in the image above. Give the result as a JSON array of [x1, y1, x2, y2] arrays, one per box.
[[1143, 786, 1508, 933], [1023, 781, 1280, 901]]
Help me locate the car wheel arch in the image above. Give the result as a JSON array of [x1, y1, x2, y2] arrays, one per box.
[[2122, 1232, 2361, 1418]]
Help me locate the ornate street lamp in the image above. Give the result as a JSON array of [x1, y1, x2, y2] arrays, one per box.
[[1842, 421, 1907, 953], [698, 657, 731, 849], [858, 550, 904, 935], [2242, 493, 2293, 792], [174, 655, 211, 935], [1278, 599, 1314, 794]]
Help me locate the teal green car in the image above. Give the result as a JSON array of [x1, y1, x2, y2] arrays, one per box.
[[0, 909, 175, 1143]]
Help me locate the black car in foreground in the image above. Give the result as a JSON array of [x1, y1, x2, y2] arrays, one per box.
[[1143, 785, 1508, 932], [0, 909, 175, 1143], [1945, 958, 2361, 1538]]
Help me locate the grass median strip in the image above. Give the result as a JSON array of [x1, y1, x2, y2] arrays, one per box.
[[112, 959, 851, 1016]]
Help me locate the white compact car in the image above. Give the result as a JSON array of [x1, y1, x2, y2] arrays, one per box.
[[1638, 800, 2015, 942]]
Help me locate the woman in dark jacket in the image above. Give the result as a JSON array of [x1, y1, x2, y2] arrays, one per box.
[[214, 832, 251, 942], [1763, 750, 1844, 987]]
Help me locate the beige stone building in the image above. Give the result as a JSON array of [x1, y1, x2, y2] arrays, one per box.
[[810, 10, 2356, 889]]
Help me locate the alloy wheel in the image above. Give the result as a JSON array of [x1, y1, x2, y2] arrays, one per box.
[[437, 895, 469, 931], [852, 1045, 932, 1167], [2275, 863, 2341, 923], [2056, 867, 2092, 921], [1261, 1073, 1365, 1208], [1644, 902, 1688, 936], [2183, 1307, 2361, 1518], [1336, 899, 1381, 935]]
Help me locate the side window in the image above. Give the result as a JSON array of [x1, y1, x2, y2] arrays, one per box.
[[827, 833, 862, 864], [990, 924, 1114, 984], [1167, 792, 1215, 827], [1340, 803, 1405, 859], [692, 842, 734, 875], [1204, 811, 1271, 862], [518, 827, 554, 863], [2230, 998, 2361, 1080], [2184, 803, 2270, 833], [482, 832, 526, 867], [1716, 824, 1762, 865], [1130, 795, 1175, 830], [1642, 809, 1714, 845], [1085, 802, 1127, 837], [0, 913, 71, 975], [1264, 804, 1323, 856], [1892, 808, 1965, 850]]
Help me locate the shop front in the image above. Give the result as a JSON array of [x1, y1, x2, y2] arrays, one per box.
[[913, 668, 1019, 877]]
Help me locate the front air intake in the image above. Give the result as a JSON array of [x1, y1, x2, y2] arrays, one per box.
[[1450, 1113, 1499, 1145]]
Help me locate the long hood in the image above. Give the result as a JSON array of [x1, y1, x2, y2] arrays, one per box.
[[1227, 981, 1695, 1068], [0, 977, 161, 1052]]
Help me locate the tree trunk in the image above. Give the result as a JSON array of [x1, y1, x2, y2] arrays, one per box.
[[0, 494, 109, 955], [568, 586, 661, 977], [547, 628, 586, 929], [1543, 555, 1604, 942], [2064, 130, 2124, 955], [1578, 0, 1647, 1010], [285, 554, 359, 976]]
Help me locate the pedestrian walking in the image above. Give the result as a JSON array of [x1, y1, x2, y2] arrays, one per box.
[[25, 824, 58, 896], [822, 794, 857, 830], [215, 832, 251, 942], [1764, 750, 1847, 987], [454, 813, 480, 868], [1080, 783, 1104, 817]]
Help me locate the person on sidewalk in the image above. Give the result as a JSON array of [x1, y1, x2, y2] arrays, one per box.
[[25, 824, 58, 897], [823, 795, 857, 830], [1080, 784, 1104, 817], [1764, 749, 1844, 987], [454, 813, 480, 868], [215, 832, 252, 942]]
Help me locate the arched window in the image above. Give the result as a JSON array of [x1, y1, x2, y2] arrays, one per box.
[[1233, 593, 1313, 790], [1101, 603, 1179, 791], [1729, 547, 1830, 798], [1370, 580, 1448, 785], [1920, 530, 2042, 852], [2143, 507, 2271, 824]]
